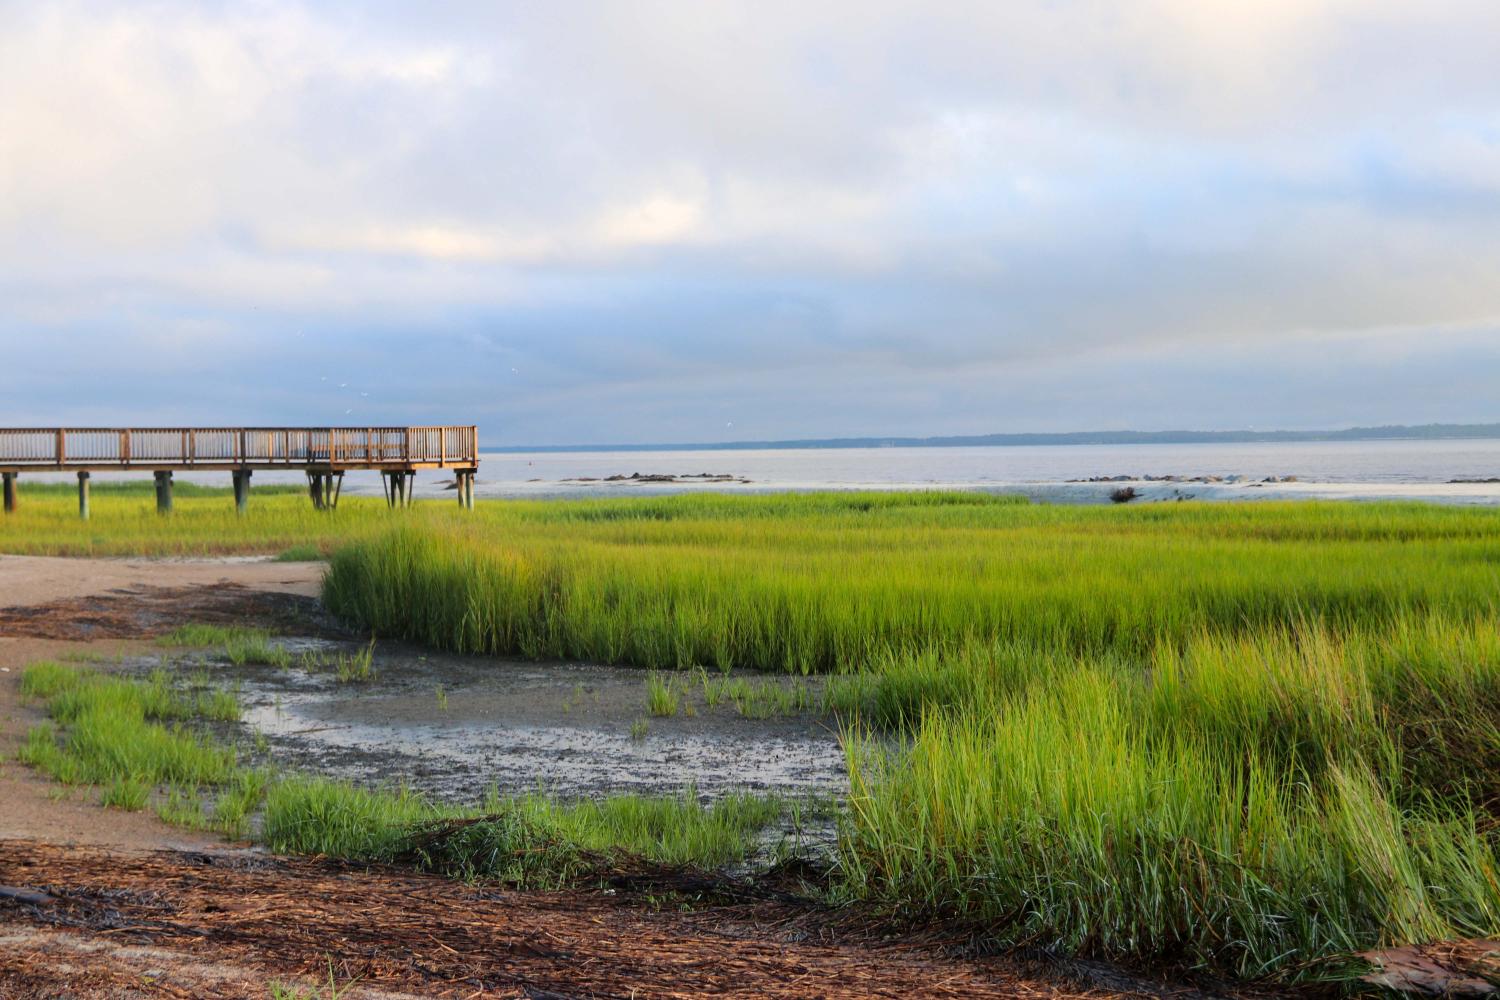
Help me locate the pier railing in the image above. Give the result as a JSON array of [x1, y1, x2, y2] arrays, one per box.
[[0, 426, 479, 471], [0, 426, 478, 516]]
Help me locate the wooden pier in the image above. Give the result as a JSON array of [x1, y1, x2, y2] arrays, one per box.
[[0, 427, 478, 517]]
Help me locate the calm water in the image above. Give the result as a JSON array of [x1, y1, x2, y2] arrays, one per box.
[[459, 439, 1500, 505], [486, 439, 1500, 487], [35, 438, 1500, 504]]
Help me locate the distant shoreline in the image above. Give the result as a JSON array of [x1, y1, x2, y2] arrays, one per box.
[[490, 422, 1500, 454]]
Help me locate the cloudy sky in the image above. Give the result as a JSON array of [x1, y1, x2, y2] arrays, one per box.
[[2, 1, 1499, 445]]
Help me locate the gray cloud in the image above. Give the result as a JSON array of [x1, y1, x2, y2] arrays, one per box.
[[1, 1, 1498, 443]]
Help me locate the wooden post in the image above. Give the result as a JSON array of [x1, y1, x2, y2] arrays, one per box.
[[154, 471, 173, 514], [76, 471, 90, 520], [329, 473, 343, 510], [401, 472, 413, 508], [2, 472, 16, 514], [233, 470, 251, 514], [307, 471, 324, 510]]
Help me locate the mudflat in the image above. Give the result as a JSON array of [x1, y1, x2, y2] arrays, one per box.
[[0, 555, 1141, 999]]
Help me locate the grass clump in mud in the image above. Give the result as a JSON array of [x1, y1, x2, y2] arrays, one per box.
[[295, 639, 377, 682], [263, 776, 789, 886], [645, 672, 681, 716], [19, 662, 238, 791], [161, 624, 293, 669]]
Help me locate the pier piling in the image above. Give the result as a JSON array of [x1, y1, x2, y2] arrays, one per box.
[[382, 471, 414, 509], [77, 471, 90, 520], [232, 470, 251, 514], [154, 471, 174, 514], [2, 472, 15, 514]]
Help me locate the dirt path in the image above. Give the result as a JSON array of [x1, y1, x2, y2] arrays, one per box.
[[0, 555, 1187, 999], [0, 554, 324, 607], [0, 555, 325, 850]]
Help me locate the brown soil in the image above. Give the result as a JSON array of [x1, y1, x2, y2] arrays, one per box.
[[0, 555, 1207, 999], [0, 841, 1135, 999]]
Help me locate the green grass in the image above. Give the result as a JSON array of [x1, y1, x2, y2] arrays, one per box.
[[0, 492, 408, 557], [263, 776, 786, 884], [19, 663, 238, 788], [268, 963, 356, 1000], [275, 543, 326, 562], [840, 633, 1500, 978], [100, 776, 150, 811], [11, 492, 1500, 980], [311, 494, 1500, 979], [17, 657, 795, 879], [160, 624, 294, 669], [159, 623, 266, 647], [645, 672, 681, 716], [295, 641, 377, 682], [322, 495, 1500, 672]]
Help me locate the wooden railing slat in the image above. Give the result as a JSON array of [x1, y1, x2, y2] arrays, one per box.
[[0, 427, 477, 470]]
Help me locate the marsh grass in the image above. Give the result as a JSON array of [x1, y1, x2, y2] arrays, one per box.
[[19, 664, 237, 789], [263, 776, 786, 885], [11, 493, 1500, 979], [323, 497, 1500, 672], [646, 672, 681, 716], [0, 493, 406, 557], [161, 624, 293, 669], [314, 495, 1500, 978], [100, 776, 150, 811], [298, 640, 377, 682], [334, 640, 376, 682], [840, 618, 1500, 976], [19, 661, 247, 836]]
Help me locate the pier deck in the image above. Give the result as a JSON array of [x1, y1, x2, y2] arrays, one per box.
[[0, 427, 478, 515]]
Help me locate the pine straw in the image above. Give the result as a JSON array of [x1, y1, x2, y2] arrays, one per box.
[[0, 839, 1134, 1000]]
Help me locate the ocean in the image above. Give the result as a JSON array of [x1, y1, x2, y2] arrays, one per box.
[[25, 438, 1500, 505]]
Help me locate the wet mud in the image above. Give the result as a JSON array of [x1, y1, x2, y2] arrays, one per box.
[[132, 639, 850, 808]]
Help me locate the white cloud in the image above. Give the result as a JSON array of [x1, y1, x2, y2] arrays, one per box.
[[1, 1, 1499, 434]]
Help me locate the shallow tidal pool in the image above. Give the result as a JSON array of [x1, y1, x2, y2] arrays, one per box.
[[133, 638, 851, 807]]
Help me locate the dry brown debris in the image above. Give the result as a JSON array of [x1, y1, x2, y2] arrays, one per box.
[[0, 584, 333, 641], [0, 839, 1125, 999]]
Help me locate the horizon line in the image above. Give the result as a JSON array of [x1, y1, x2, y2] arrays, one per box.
[[484, 420, 1500, 454]]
